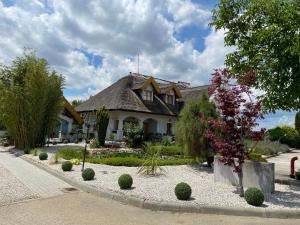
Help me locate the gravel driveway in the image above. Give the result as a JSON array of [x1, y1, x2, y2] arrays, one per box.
[[0, 163, 37, 206]]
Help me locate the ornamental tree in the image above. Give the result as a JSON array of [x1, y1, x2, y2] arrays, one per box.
[[96, 106, 110, 146], [205, 69, 265, 196]]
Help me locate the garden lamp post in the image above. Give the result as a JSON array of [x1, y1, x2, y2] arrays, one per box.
[[82, 113, 90, 171]]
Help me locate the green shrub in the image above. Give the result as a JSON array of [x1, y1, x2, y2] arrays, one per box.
[[175, 182, 192, 200], [62, 161, 73, 171], [295, 171, 300, 180], [82, 168, 95, 181], [267, 126, 300, 148], [124, 124, 143, 148], [30, 148, 42, 156], [70, 158, 81, 165], [90, 138, 100, 148], [63, 139, 69, 144], [39, 152, 48, 160], [246, 140, 290, 156], [118, 174, 133, 189], [248, 151, 267, 163], [52, 141, 57, 145], [96, 107, 109, 146], [161, 136, 171, 146], [57, 148, 84, 160], [295, 112, 300, 135], [244, 187, 264, 206], [152, 145, 184, 156], [3, 142, 9, 147]]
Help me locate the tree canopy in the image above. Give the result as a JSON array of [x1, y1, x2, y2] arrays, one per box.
[[0, 51, 64, 150], [175, 93, 218, 162], [211, 0, 300, 111]]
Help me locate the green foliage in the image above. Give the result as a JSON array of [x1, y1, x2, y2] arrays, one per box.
[[267, 126, 300, 148], [39, 152, 48, 160], [57, 148, 84, 160], [211, 0, 300, 111], [175, 93, 218, 161], [175, 182, 192, 200], [71, 99, 83, 108], [118, 174, 133, 189], [244, 187, 264, 206], [161, 136, 171, 146], [70, 158, 81, 165], [63, 139, 69, 144], [248, 151, 267, 163], [57, 147, 195, 167], [295, 171, 300, 180], [295, 112, 300, 134], [96, 107, 109, 147], [246, 140, 290, 156], [151, 145, 184, 156], [30, 148, 42, 156], [124, 124, 143, 148], [62, 161, 73, 171], [82, 168, 95, 181], [138, 143, 165, 176], [0, 51, 64, 149], [89, 138, 100, 148]]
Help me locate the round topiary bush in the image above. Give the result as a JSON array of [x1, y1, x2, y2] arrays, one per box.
[[62, 161, 73, 171], [295, 171, 300, 180], [39, 152, 48, 160], [244, 187, 264, 206], [118, 174, 133, 189], [82, 168, 95, 181], [175, 182, 192, 200]]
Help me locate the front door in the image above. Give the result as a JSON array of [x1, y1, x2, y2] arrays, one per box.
[[143, 122, 149, 140]]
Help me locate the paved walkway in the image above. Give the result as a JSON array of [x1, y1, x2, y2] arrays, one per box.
[[0, 151, 73, 198], [268, 150, 300, 178], [1, 191, 299, 225]]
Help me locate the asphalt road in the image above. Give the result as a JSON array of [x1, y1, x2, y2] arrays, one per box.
[[0, 191, 299, 225]]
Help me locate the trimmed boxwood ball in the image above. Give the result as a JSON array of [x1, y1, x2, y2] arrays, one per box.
[[295, 171, 300, 180], [82, 168, 95, 181], [62, 161, 73, 171], [39, 152, 48, 160], [175, 182, 192, 200], [244, 187, 264, 206], [118, 174, 133, 189]]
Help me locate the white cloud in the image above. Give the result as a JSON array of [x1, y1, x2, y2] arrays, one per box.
[[0, 0, 231, 100]]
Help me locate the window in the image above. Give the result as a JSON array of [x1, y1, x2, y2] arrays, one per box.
[[167, 123, 172, 135], [143, 90, 153, 101], [166, 94, 174, 105]]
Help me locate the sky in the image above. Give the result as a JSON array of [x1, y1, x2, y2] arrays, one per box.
[[0, 0, 296, 129]]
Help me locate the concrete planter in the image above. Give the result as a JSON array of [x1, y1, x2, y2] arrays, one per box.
[[214, 156, 275, 194]]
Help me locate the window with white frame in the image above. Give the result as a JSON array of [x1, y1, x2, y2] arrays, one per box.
[[166, 94, 174, 104], [143, 90, 153, 101]]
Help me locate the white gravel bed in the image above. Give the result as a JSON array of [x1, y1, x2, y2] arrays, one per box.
[[0, 163, 37, 206], [27, 154, 300, 210]]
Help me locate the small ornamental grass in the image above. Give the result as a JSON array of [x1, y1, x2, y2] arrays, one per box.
[[175, 182, 192, 200], [244, 187, 264, 206], [82, 168, 95, 181], [62, 161, 73, 171], [118, 174, 133, 189], [39, 152, 48, 160]]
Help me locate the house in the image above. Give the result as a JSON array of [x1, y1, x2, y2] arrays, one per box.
[[76, 73, 209, 141], [50, 97, 84, 142]]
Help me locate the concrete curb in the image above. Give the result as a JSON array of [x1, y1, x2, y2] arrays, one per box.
[[21, 155, 300, 219]]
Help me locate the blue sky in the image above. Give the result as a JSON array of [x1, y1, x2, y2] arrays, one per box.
[[0, 0, 296, 129]]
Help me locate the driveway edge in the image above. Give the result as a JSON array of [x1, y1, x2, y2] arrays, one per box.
[[20, 155, 300, 219]]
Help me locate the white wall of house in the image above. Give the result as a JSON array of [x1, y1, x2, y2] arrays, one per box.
[[82, 110, 177, 141]]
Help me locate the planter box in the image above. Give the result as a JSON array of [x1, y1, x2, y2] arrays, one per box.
[[214, 156, 275, 194]]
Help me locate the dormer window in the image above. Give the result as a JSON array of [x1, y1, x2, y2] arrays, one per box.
[[166, 94, 174, 104], [143, 90, 153, 101]]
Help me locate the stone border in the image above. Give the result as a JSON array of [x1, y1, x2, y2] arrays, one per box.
[[20, 155, 300, 219]]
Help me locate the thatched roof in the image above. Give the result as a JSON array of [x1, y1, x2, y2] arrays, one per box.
[[76, 73, 210, 116]]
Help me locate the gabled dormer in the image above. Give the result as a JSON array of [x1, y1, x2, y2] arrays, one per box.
[[133, 76, 160, 102], [160, 83, 182, 106]]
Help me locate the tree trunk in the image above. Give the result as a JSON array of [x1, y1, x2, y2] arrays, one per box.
[[237, 165, 244, 197]]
